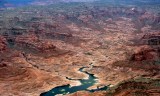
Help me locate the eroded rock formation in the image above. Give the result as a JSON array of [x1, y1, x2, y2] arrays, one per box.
[[131, 45, 159, 61], [0, 36, 7, 52], [0, 1, 159, 96]]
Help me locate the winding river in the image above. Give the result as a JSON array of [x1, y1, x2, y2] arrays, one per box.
[[40, 64, 108, 96]]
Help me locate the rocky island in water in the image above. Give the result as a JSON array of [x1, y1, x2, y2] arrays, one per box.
[[0, 0, 160, 96]]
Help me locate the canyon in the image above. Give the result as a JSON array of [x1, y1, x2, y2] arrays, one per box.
[[0, 0, 160, 96]]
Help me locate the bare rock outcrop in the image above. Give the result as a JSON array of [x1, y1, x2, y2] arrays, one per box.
[[131, 45, 159, 61], [0, 36, 7, 52]]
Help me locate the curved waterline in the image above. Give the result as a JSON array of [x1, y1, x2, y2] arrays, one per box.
[[40, 64, 108, 96]]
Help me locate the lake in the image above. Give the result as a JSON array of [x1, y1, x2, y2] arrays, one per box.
[[40, 66, 108, 96]]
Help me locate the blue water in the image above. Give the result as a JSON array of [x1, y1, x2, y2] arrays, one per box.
[[40, 67, 108, 96]]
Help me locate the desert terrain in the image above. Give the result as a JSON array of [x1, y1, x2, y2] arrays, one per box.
[[0, 0, 160, 96]]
